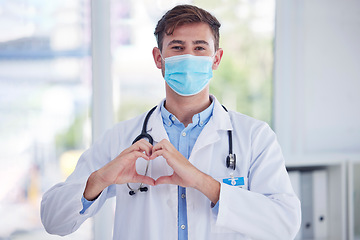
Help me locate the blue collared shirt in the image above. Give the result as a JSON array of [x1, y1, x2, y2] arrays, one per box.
[[160, 100, 214, 240]]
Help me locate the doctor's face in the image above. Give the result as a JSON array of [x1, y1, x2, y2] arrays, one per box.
[[153, 22, 223, 74]]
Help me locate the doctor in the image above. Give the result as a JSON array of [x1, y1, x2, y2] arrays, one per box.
[[41, 4, 301, 240]]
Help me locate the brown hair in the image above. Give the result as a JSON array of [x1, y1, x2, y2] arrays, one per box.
[[154, 5, 221, 51]]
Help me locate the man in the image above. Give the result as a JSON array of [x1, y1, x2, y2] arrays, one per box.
[[41, 5, 301, 240]]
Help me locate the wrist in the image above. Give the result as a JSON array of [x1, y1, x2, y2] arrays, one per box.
[[83, 171, 108, 201], [194, 172, 220, 204]]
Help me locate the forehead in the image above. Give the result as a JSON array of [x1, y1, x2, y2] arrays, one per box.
[[163, 22, 215, 46]]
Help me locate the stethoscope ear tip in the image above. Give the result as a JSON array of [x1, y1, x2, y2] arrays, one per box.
[[128, 187, 148, 196], [140, 187, 148, 192]]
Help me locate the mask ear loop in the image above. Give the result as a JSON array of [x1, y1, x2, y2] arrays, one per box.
[[212, 49, 219, 59], [159, 51, 165, 62], [210, 50, 219, 68], [211, 50, 217, 58]]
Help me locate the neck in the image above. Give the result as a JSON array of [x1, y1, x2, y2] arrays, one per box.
[[165, 86, 211, 127]]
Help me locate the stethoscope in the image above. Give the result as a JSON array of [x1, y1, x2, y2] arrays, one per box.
[[127, 105, 236, 196]]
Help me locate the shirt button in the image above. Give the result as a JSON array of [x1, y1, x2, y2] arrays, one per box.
[[171, 116, 176, 121], [181, 225, 186, 230], [181, 194, 186, 199], [182, 132, 186, 137], [200, 121, 204, 126]]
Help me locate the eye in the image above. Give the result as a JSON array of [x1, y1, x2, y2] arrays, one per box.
[[195, 46, 206, 51], [171, 46, 183, 50]]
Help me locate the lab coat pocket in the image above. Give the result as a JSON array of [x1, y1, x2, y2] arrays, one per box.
[[208, 178, 252, 240], [213, 175, 248, 190], [210, 215, 237, 235], [209, 177, 248, 235]]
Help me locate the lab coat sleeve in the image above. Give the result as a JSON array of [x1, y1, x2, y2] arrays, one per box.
[[41, 128, 117, 236], [215, 123, 301, 240]]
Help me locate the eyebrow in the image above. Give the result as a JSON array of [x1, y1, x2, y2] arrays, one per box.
[[193, 40, 209, 45], [167, 40, 185, 46], [167, 39, 209, 46]]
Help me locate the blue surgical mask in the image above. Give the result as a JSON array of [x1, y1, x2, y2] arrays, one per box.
[[162, 54, 214, 96]]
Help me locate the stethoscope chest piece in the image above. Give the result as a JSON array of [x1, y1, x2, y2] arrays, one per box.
[[226, 153, 236, 170]]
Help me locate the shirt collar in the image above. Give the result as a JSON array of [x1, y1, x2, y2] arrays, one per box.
[[160, 99, 214, 128], [160, 103, 176, 127]]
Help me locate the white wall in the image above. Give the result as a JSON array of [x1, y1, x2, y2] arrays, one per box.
[[274, 0, 360, 162]]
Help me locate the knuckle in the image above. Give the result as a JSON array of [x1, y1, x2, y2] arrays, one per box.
[[139, 138, 147, 144]]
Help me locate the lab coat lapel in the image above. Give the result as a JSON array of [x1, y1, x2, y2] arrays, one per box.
[[191, 97, 233, 156]]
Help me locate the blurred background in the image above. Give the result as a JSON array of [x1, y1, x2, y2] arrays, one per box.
[[0, 0, 358, 239]]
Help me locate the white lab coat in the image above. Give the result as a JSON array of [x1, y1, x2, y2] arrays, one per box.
[[41, 97, 301, 240]]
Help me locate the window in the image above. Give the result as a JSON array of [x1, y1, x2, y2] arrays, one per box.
[[0, 0, 275, 238], [0, 1, 93, 239]]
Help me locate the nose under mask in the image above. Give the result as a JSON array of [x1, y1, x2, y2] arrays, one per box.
[[162, 54, 214, 96]]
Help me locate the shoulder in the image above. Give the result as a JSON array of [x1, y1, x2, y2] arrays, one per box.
[[111, 105, 161, 134], [112, 112, 149, 140], [226, 110, 277, 146], [113, 113, 147, 131], [228, 110, 265, 125], [79, 111, 151, 165], [92, 112, 148, 149], [228, 110, 269, 130], [212, 96, 272, 136]]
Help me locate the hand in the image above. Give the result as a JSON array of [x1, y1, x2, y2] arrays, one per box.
[[150, 139, 220, 204], [84, 139, 155, 200], [149, 139, 200, 188]]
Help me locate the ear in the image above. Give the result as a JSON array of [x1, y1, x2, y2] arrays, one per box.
[[152, 47, 163, 69], [212, 48, 223, 70]]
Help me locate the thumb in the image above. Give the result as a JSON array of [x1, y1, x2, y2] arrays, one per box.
[[134, 175, 156, 186], [155, 175, 173, 186]]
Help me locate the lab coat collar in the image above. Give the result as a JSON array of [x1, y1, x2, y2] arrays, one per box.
[[190, 95, 233, 155], [210, 95, 233, 131]]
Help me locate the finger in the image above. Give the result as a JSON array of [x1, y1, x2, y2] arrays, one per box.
[[150, 148, 174, 163], [132, 139, 153, 156], [157, 139, 174, 151], [155, 175, 174, 185], [153, 138, 173, 150], [128, 151, 150, 161], [151, 142, 162, 152], [121, 139, 152, 156], [134, 175, 156, 186], [152, 139, 179, 157], [149, 149, 164, 160]]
